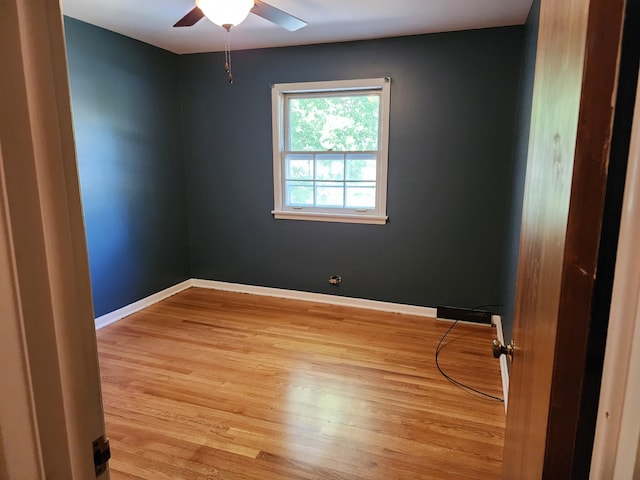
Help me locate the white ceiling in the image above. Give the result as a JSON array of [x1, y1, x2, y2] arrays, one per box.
[[61, 0, 533, 55]]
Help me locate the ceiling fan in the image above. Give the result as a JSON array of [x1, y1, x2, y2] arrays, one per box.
[[173, 0, 307, 32], [174, 0, 306, 84]]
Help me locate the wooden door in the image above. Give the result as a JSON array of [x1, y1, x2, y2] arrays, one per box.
[[502, 0, 626, 478], [0, 0, 108, 478]]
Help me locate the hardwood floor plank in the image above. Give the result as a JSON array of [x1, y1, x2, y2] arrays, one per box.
[[97, 288, 505, 479]]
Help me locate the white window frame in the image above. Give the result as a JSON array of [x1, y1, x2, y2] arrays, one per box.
[[271, 78, 391, 225]]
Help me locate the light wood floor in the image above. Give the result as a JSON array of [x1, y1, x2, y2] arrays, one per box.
[[97, 287, 505, 479]]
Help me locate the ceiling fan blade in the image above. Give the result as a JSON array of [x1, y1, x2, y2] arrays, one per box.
[[251, 0, 307, 31], [173, 6, 205, 27]]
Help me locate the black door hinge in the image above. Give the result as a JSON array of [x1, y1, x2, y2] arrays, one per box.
[[92, 435, 110, 477]]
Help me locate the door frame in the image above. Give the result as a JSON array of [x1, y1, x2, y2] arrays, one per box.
[[0, 0, 107, 478], [0, 142, 45, 479], [590, 67, 640, 479]]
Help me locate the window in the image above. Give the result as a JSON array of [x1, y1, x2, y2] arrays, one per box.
[[271, 78, 391, 224]]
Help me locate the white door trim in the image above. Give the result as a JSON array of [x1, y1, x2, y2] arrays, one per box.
[[0, 0, 108, 478], [590, 67, 640, 479], [0, 142, 45, 480]]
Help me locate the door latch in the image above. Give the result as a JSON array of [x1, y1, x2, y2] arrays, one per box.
[[492, 339, 514, 359]]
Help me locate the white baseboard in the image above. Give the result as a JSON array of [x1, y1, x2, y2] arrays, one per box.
[[191, 279, 439, 318], [94, 279, 438, 330], [95, 279, 509, 408], [95, 279, 193, 330], [493, 314, 510, 412]]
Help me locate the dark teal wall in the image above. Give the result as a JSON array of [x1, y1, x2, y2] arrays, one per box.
[[64, 17, 529, 317], [64, 17, 191, 317], [180, 28, 525, 310], [501, 0, 540, 343]]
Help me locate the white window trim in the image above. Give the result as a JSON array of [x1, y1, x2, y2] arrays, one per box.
[[271, 78, 391, 225]]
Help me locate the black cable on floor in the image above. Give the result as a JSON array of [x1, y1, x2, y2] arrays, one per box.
[[435, 304, 504, 402]]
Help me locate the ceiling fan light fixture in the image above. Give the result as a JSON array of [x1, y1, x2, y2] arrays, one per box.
[[195, 0, 255, 30]]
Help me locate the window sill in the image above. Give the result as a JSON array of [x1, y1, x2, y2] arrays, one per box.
[[271, 210, 388, 225]]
